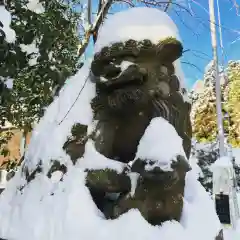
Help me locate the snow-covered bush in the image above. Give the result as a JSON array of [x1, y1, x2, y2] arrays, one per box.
[[0, 0, 82, 132]]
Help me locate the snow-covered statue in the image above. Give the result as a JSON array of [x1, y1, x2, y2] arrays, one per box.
[[84, 32, 192, 222], [0, 7, 223, 240], [90, 38, 192, 158]]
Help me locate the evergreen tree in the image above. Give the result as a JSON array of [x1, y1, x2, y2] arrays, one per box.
[[193, 145, 218, 193], [191, 142, 240, 193], [0, 0, 83, 157], [0, 0, 82, 130], [224, 61, 240, 147], [190, 61, 233, 144], [191, 61, 219, 142]]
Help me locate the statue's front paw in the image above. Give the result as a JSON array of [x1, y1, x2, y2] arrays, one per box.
[[130, 155, 191, 188]]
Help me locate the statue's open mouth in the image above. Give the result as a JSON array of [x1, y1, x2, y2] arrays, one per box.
[[98, 76, 145, 93], [95, 65, 148, 93]]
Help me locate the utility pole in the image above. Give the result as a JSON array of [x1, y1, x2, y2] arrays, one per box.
[[210, 0, 240, 230], [208, 0, 225, 157]]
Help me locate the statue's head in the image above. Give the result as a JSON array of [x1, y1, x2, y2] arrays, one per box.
[[90, 38, 192, 158], [90, 38, 183, 115]]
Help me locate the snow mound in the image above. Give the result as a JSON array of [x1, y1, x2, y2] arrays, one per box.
[[135, 117, 186, 171], [181, 171, 221, 239], [212, 156, 233, 168], [25, 0, 45, 14], [22, 63, 95, 172], [95, 7, 180, 53], [0, 169, 221, 240], [0, 6, 16, 43]]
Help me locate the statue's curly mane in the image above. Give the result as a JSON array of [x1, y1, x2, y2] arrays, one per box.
[[90, 38, 192, 159]]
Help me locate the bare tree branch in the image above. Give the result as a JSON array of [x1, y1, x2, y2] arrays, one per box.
[[115, 0, 135, 7], [138, 0, 193, 14], [164, 0, 172, 11], [77, 0, 114, 57], [92, 0, 114, 43], [181, 61, 204, 74], [173, 9, 198, 37], [229, 0, 240, 15]]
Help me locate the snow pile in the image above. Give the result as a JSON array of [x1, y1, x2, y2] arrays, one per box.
[[212, 156, 233, 168], [0, 7, 221, 240], [3, 78, 13, 89], [224, 228, 240, 240], [181, 171, 221, 239], [95, 7, 180, 53], [25, 0, 45, 14], [24, 63, 95, 171], [135, 117, 186, 171], [0, 5, 16, 43], [80, 140, 125, 172], [20, 40, 40, 66], [0, 163, 222, 240], [94, 7, 187, 91], [189, 154, 203, 177]]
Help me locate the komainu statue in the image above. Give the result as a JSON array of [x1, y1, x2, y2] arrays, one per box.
[[67, 37, 193, 225], [90, 38, 192, 160]]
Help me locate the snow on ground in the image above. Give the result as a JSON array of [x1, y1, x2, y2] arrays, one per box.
[[189, 142, 240, 239], [212, 156, 233, 168], [189, 154, 203, 177], [181, 171, 221, 239], [0, 7, 222, 240], [0, 5, 16, 43]]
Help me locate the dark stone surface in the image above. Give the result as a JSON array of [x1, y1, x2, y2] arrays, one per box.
[[215, 229, 224, 240], [62, 123, 88, 164], [47, 160, 67, 179], [85, 38, 193, 224], [90, 38, 192, 161], [110, 155, 191, 225]]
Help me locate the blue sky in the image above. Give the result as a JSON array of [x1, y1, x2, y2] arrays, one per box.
[[87, 0, 240, 89], [169, 0, 240, 88]]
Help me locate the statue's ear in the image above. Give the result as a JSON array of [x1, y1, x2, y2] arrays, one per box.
[[156, 38, 183, 63], [175, 155, 192, 172]]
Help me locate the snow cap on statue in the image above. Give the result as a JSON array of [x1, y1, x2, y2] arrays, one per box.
[[94, 7, 181, 54]]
